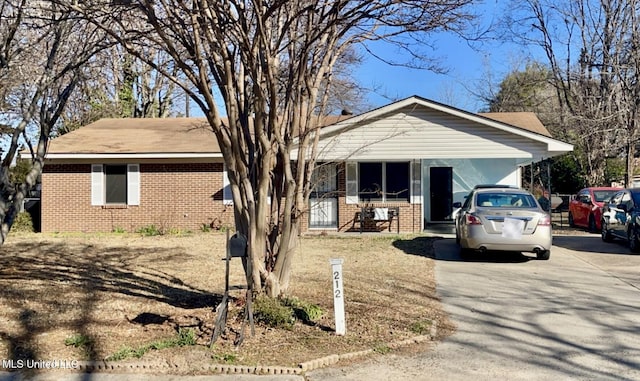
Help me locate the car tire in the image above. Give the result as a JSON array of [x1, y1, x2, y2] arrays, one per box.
[[588, 215, 597, 232], [568, 212, 575, 227], [629, 228, 640, 253], [601, 220, 613, 242], [537, 250, 550, 260]]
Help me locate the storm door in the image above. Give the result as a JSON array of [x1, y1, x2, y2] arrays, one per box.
[[309, 163, 338, 228]]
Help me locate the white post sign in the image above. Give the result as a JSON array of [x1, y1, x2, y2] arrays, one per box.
[[330, 258, 346, 335]]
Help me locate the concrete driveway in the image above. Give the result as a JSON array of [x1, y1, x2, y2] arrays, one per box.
[[307, 234, 640, 381]]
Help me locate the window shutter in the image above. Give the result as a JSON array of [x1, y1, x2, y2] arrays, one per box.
[[223, 164, 233, 205], [91, 164, 104, 206], [127, 164, 140, 205], [345, 162, 358, 204], [410, 160, 422, 204]]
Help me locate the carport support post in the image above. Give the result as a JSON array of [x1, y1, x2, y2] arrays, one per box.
[[530, 162, 534, 193], [330, 258, 346, 335], [547, 158, 552, 198]]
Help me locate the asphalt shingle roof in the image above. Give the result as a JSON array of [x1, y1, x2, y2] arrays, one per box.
[[47, 117, 218, 154], [46, 111, 551, 155]]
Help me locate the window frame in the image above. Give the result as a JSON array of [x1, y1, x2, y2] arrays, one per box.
[[91, 164, 140, 206], [104, 164, 128, 204], [357, 161, 411, 203]]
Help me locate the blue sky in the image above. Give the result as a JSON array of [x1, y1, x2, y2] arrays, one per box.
[[354, 2, 533, 114]]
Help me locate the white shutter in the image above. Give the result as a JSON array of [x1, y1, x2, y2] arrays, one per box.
[[223, 164, 233, 205], [91, 164, 104, 206], [345, 162, 358, 204], [410, 160, 422, 204], [127, 164, 140, 205]]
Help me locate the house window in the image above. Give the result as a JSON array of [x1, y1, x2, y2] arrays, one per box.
[[91, 164, 140, 206], [358, 162, 409, 202], [385, 162, 410, 200], [105, 165, 128, 204], [359, 162, 383, 201]]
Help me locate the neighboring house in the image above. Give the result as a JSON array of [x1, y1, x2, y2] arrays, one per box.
[[41, 96, 573, 233]]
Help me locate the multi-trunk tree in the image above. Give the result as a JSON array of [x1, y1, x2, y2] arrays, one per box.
[[504, 0, 640, 187], [0, 1, 111, 244], [60, 0, 475, 297]]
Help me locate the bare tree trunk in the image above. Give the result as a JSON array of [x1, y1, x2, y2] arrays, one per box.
[[0, 2, 109, 244]]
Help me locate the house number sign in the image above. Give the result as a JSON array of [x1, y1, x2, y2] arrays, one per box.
[[330, 258, 346, 335]]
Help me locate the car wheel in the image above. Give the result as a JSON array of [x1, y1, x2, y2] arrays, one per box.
[[629, 228, 640, 253], [537, 250, 550, 260], [568, 212, 575, 227], [601, 221, 613, 242], [588, 215, 597, 232]]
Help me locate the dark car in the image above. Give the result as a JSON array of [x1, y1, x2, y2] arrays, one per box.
[[601, 188, 640, 252]]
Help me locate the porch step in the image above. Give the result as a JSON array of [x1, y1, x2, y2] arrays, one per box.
[[425, 223, 455, 235]]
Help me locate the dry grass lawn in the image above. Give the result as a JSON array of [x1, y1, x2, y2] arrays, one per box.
[[0, 232, 453, 374]]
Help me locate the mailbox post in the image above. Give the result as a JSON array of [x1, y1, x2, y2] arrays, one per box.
[[211, 231, 254, 347], [330, 258, 346, 335]]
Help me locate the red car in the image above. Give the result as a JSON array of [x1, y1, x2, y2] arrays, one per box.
[[569, 187, 621, 231]]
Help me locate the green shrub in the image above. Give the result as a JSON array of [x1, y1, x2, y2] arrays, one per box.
[[112, 226, 126, 234], [12, 212, 34, 233], [135, 224, 162, 236], [64, 333, 93, 348], [253, 295, 295, 329], [282, 297, 323, 323], [64, 333, 94, 359], [106, 346, 139, 361], [175, 327, 197, 346], [167, 228, 192, 236], [105, 328, 197, 361], [211, 352, 238, 364]]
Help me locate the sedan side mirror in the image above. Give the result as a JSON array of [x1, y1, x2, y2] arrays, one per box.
[[452, 202, 462, 208]]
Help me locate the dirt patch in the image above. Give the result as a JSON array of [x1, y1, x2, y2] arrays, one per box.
[[0, 232, 453, 374]]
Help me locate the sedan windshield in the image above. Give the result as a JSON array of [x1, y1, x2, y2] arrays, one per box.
[[593, 190, 617, 202], [476, 192, 538, 208]]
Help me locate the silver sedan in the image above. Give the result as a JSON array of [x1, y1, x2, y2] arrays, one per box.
[[454, 187, 552, 260]]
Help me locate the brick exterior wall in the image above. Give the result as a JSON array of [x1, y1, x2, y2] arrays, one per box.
[[42, 161, 423, 234], [41, 162, 234, 233], [303, 163, 423, 234]]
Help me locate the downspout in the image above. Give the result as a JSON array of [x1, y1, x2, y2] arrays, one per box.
[[530, 162, 534, 193], [547, 158, 551, 197]]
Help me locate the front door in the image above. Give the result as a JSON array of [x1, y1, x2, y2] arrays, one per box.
[[309, 163, 338, 229], [430, 167, 453, 221]]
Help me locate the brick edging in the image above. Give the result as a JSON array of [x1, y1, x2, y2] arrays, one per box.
[[70, 322, 437, 376]]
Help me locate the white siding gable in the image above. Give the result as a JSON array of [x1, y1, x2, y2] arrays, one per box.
[[316, 107, 550, 162]]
